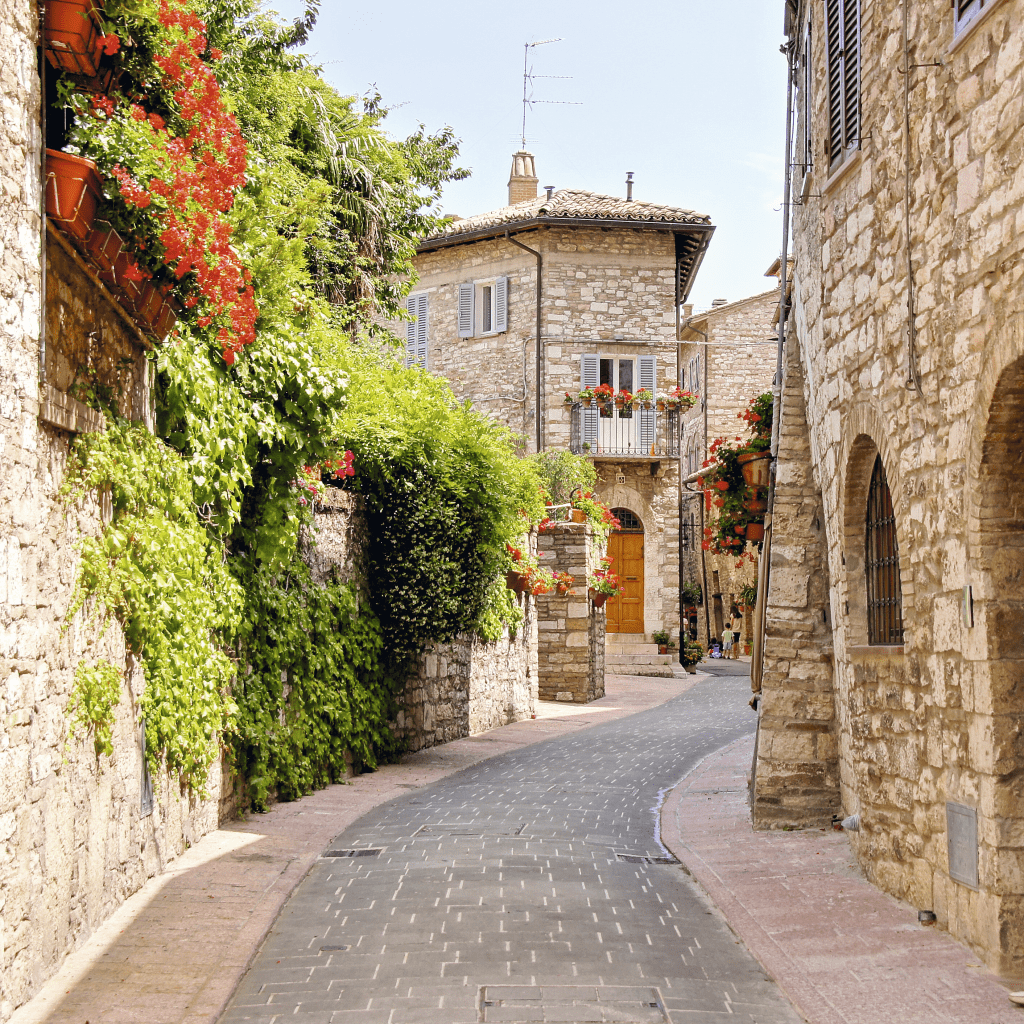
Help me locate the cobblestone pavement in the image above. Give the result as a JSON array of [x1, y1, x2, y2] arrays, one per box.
[[221, 674, 804, 1024]]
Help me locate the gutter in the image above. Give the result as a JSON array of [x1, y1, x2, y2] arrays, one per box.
[[505, 231, 543, 452]]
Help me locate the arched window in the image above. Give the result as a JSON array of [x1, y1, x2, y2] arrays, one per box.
[[865, 455, 904, 645], [611, 508, 643, 532]]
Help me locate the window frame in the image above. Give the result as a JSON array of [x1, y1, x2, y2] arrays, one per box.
[[458, 277, 508, 339], [405, 292, 428, 369], [954, 0, 986, 35]]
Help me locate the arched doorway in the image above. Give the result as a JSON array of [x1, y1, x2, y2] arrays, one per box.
[[607, 508, 644, 634]]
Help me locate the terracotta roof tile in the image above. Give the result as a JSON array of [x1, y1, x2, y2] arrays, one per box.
[[426, 188, 711, 242]]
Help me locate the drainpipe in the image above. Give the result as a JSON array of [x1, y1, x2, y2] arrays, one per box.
[[505, 231, 543, 452], [683, 316, 713, 649], [902, 0, 922, 393], [38, 7, 47, 387]]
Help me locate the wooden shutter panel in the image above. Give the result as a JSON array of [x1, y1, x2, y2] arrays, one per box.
[[494, 277, 508, 332], [458, 282, 474, 338], [638, 355, 657, 450], [842, 0, 860, 153], [581, 353, 599, 445], [406, 295, 418, 366], [415, 294, 428, 368], [825, 0, 844, 167]]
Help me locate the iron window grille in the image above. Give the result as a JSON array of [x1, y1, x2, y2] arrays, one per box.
[[865, 455, 904, 645], [611, 508, 643, 532]]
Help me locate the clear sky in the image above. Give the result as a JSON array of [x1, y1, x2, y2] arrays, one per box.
[[271, 1, 788, 310]]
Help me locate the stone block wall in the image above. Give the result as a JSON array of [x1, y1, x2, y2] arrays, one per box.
[[772, 0, 1024, 973], [752, 330, 838, 829], [536, 522, 605, 703]]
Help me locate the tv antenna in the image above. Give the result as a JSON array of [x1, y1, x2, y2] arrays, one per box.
[[521, 38, 581, 150]]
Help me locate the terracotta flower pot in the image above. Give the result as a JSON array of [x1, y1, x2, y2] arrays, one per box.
[[738, 451, 772, 488], [642, 401, 652, 410], [506, 570, 528, 595], [745, 522, 765, 542], [152, 299, 178, 338], [45, 0, 104, 76], [658, 644, 668, 654], [570, 509, 587, 524], [744, 495, 769, 515], [136, 282, 164, 326], [46, 149, 102, 242], [112, 251, 146, 309], [581, 396, 593, 407], [84, 225, 123, 276], [656, 400, 666, 412], [589, 588, 608, 608]]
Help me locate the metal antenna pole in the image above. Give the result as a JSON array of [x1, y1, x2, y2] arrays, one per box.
[[521, 38, 563, 150]]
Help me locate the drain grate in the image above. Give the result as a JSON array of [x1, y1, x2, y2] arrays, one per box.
[[414, 823, 526, 838], [616, 852, 678, 865], [321, 848, 383, 859], [319, 944, 350, 952], [480, 985, 667, 1023]]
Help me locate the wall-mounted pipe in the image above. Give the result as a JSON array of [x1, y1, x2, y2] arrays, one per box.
[[505, 230, 543, 451], [902, 0, 922, 392], [38, 6, 47, 386]]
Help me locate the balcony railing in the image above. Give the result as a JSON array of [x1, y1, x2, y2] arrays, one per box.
[[568, 402, 680, 458]]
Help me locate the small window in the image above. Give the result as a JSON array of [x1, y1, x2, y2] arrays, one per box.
[[458, 277, 508, 338], [954, 0, 987, 34], [825, 0, 861, 173], [611, 508, 643, 532], [865, 455, 904, 645]]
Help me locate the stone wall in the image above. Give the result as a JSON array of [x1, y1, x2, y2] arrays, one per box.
[[752, 329, 838, 829], [679, 289, 779, 648], [536, 522, 605, 703], [1, 8, 224, 1017], [765, 0, 1024, 973]]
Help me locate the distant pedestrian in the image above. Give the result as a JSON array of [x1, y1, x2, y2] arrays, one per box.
[[721, 628, 733, 657], [729, 604, 743, 659]]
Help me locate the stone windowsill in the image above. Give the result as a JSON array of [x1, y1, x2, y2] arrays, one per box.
[[39, 383, 106, 435], [848, 644, 905, 663], [947, 0, 1011, 56], [822, 150, 862, 197]]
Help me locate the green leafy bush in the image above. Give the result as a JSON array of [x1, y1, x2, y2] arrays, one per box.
[[67, 659, 123, 757]]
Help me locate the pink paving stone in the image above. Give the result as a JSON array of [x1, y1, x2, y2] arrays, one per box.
[[660, 733, 1020, 1024]]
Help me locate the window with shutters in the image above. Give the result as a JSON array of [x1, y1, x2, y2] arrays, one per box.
[[954, 0, 988, 34], [579, 352, 658, 455], [457, 277, 508, 338], [865, 455, 904, 645], [405, 293, 428, 369], [824, 0, 860, 173]]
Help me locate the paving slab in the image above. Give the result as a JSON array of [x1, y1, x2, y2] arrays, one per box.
[[660, 733, 1020, 1024], [9, 672, 703, 1024]]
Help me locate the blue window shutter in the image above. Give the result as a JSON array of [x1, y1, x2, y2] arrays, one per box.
[[415, 294, 428, 368], [458, 282, 475, 338], [639, 354, 657, 450], [405, 296, 418, 367], [581, 353, 599, 445], [494, 277, 508, 333]]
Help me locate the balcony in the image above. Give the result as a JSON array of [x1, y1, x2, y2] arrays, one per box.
[[568, 402, 680, 459]]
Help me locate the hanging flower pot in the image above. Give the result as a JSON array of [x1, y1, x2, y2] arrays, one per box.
[[45, 0, 105, 76], [84, 224, 123, 276], [744, 495, 769, 515], [614, 396, 625, 409], [136, 282, 164, 327], [46, 149, 102, 242], [152, 298, 178, 338], [581, 396, 593, 407], [745, 522, 765, 542], [656, 399, 666, 412], [111, 250, 149, 310], [589, 588, 608, 608], [506, 570, 528, 595], [737, 451, 772, 488]]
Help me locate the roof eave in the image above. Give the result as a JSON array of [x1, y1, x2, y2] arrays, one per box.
[[417, 216, 714, 254]]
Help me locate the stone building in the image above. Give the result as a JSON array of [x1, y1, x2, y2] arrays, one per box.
[[678, 281, 780, 650], [404, 154, 714, 651], [753, 0, 1024, 975]]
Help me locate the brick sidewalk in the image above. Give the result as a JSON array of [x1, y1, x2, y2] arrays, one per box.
[[660, 734, 1018, 1024], [9, 672, 701, 1024]]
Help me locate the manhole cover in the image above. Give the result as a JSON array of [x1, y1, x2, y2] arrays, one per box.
[[480, 985, 667, 1023]]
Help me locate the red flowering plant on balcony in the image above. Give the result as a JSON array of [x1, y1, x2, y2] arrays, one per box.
[[62, 0, 255, 365]]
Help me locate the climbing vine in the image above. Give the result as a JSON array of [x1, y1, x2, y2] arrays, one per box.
[[67, 659, 123, 757]]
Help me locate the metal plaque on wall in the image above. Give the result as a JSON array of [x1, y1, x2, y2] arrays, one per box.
[[947, 802, 979, 889]]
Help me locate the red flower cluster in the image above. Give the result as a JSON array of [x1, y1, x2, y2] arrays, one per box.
[[103, 0, 256, 365], [321, 451, 355, 479]]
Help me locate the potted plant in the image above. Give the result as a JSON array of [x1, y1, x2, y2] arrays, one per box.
[[554, 571, 575, 595], [45, 0, 105, 77], [681, 637, 704, 673], [593, 383, 615, 409], [739, 582, 758, 612], [588, 557, 624, 608], [652, 629, 677, 655], [634, 388, 654, 410], [681, 580, 702, 607], [46, 149, 103, 242], [669, 387, 699, 411], [578, 387, 595, 408], [614, 387, 632, 409], [563, 391, 575, 406]]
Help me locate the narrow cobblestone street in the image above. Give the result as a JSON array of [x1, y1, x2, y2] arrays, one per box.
[[222, 670, 803, 1024]]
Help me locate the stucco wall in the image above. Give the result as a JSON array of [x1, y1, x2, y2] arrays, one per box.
[[764, 0, 1024, 972]]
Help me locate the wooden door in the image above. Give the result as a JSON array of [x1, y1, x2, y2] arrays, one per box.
[[606, 532, 644, 633]]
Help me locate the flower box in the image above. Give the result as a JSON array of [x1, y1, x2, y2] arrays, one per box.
[[84, 224, 123, 276], [46, 149, 102, 242], [738, 451, 772, 488], [588, 588, 608, 609], [45, 0, 105, 77], [745, 522, 765, 542]]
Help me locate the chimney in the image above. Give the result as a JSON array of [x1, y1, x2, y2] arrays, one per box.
[[626, 171, 634, 202], [508, 151, 539, 205]]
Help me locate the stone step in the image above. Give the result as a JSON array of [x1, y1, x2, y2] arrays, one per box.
[[606, 642, 660, 656], [606, 663, 678, 678], [606, 653, 673, 666]]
